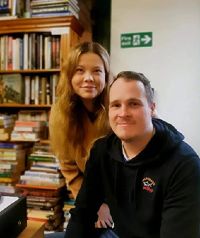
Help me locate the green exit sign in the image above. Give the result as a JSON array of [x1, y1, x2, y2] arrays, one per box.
[[121, 32, 153, 48]]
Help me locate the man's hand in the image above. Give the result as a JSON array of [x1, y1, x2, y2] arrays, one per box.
[[95, 203, 114, 228]]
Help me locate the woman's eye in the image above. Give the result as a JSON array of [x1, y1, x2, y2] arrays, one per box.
[[94, 69, 102, 74], [76, 68, 84, 73]]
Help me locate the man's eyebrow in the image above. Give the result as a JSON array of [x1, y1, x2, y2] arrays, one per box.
[[109, 98, 141, 103], [109, 99, 119, 104], [128, 98, 142, 102]]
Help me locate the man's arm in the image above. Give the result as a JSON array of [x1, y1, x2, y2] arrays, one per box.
[[161, 154, 200, 238]]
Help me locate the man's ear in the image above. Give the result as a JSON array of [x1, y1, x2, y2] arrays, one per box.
[[150, 103, 158, 118]]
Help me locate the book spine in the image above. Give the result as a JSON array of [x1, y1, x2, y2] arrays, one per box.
[[15, 120, 43, 127], [23, 33, 28, 69], [34, 75, 39, 105], [25, 170, 60, 178], [32, 6, 71, 14], [31, 0, 71, 6], [7, 36, 13, 70], [24, 75, 31, 104]]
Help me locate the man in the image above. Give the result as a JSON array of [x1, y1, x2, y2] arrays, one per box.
[[65, 71, 200, 238]]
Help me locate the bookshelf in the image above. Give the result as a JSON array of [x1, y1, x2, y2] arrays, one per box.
[[0, 16, 85, 142], [0, 16, 83, 104], [0, 15, 87, 232]]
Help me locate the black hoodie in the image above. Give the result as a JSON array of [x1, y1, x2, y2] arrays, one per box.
[[65, 118, 200, 238]]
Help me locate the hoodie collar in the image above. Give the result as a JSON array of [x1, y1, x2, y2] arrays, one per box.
[[108, 118, 184, 166]]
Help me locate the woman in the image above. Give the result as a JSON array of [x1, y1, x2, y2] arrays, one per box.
[[48, 42, 113, 236]]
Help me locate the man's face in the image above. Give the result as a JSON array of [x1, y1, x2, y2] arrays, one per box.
[[108, 77, 155, 143]]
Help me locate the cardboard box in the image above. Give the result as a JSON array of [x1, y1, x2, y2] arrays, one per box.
[[0, 196, 27, 237]]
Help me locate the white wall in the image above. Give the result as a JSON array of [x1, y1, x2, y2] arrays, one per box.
[[111, 0, 200, 155]]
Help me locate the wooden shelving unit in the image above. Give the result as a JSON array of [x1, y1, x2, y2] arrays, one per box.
[[0, 16, 86, 141]]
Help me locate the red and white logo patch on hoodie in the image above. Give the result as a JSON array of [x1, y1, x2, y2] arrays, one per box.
[[142, 177, 155, 193]]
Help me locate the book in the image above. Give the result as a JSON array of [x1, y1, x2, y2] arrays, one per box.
[[0, 142, 24, 149], [0, 126, 12, 131], [27, 196, 60, 207], [25, 170, 61, 178], [17, 186, 63, 197], [30, 0, 77, 7], [0, 177, 18, 183], [16, 182, 65, 190], [23, 33, 28, 69], [27, 201, 62, 211], [0, 132, 9, 140], [24, 75, 31, 104], [31, 11, 75, 18], [24, 0, 31, 18], [0, 74, 24, 103], [18, 110, 48, 121], [0, 183, 16, 194], [15, 120, 45, 127], [11, 131, 40, 141], [7, 36, 13, 70], [0, 15, 17, 20], [0, 114, 16, 128], [29, 152, 57, 159], [13, 126, 43, 132], [20, 175, 64, 185]]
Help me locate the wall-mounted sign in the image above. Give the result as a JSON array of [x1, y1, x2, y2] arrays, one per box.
[[121, 32, 152, 48]]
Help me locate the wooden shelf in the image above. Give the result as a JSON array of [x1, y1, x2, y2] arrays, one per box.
[[0, 15, 86, 146], [18, 220, 45, 238], [0, 69, 60, 74], [0, 104, 51, 109], [0, 16, 83, 36]]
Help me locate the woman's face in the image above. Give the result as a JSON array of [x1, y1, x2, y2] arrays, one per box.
[[71, 52, 106, 107]]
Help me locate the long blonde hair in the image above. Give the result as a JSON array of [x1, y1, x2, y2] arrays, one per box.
[[49, 42, 111, 160]]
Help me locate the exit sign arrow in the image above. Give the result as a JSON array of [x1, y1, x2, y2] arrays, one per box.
[[121, 32, 153, 48], [141, 34, 152, 44]]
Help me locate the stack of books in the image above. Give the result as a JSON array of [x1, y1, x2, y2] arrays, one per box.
[[0, 142, 27, 195], [16, 142, 66, 232], [30, 0, 80, 19], [0, 0, 12, 17], [0, 0, 24, 20], [11, 120, 47, 141]]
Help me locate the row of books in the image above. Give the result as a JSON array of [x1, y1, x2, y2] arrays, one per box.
[[0, 73, 59, 105], [0, 33, 60, 70]]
